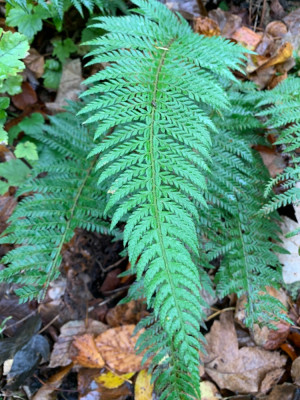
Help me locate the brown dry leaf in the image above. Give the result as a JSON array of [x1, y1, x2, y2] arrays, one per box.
[[235, 288, 290, 350], [199, 381, 220, 400], [194, 17, 220, 37], [32, 364, 73, 400], [134, 370, 154, 400], [106, 300, 148, 327], [263, 383, 298, 399], [72, 334, 105, 368], [12, 82, 37, 110], [256, 145, 286, 178], [96, 371, 135, 389], [209, 9, 242, 38], [204, 312, 287, 393], [231, 26, 262, 50], [291, 356, 300, 385], [78, 368, 131, 400], [24, 49, 44, 78], [49, 319, 108, 368], [46, 59, 84, 112], [0, 194, 16, 234], [95, 325, 147, 374]]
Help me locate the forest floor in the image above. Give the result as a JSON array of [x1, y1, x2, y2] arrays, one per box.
[[0, 0, 300, 399]]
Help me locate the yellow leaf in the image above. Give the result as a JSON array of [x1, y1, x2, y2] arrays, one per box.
[[135, 370, 154, 400], [95, 371, 135, 389]]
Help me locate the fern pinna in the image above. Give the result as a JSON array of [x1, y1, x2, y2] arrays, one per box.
[[199, 82, 289, 328], [80, 1, 246, 398], [0, 104, 111, 302], [256, 77, 300, 234]]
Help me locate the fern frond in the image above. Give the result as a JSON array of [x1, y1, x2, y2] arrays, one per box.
[[0, 104, 112, 302], [199, 82, 288, 328], [256, 77, 300, 221], [80, 1, 247, 398]]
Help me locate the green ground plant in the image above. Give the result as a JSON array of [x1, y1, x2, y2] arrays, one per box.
[[0, 0, 299, 399]]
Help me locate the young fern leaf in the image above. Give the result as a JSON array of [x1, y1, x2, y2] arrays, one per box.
[[80, 1, 246, 398], [256, 77, 300, 225], [200, 82, 289, 328], [0, 104, 111, 302]]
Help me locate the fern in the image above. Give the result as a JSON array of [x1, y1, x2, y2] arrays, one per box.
[[79, 1, 247, 398], [7, 0, 127, 19], [199, 82, 289, 328], [256, 77, 300, 226], [0, 103, 113, 302]]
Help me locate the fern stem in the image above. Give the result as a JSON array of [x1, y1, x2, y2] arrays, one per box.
[[149, 39, 194, 346], [38, 158, 97, 301], [237, 216, 255, 327]]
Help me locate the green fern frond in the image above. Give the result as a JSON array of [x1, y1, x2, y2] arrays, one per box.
[[0, 104, 113, 302], [256, 77, 300, 222], [199, 82, 288, 328], [80, 1, 247, 398]]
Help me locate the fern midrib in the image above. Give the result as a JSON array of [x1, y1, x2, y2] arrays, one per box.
[[237, 215, 255, 327], [38, 157, 97, 300], [149, 38, 191, 344]]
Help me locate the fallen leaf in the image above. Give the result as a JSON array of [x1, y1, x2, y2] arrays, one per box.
[[100, 268, 122, 293], [106, 300, 148, 327], [6, 335, 50, 390], [46, 59, 84, 112], [204, 312, 287, 393], [72, 333, 105, 368], [194, 17, 220, 37], [134, 370, 154, 400], [291, 356, 300, 385], [199, 381, 220, 400], [280, 343, 297, 361], [12, 82, 37, 110], [265, 21, 288, 38], [258, 42, 293, 71], [277, 215, 300, 284], [32, 364, 73, 400], [78, 368, 132, 400], [95, 325, 147, 374], [256, 145, 286, 178], [264, 383, 298, 399], [231, 26, 262, 50], [24, 48, 44, 78], [0, 194, 16, 234], [49, 319, 108, 368], [96, 371, 135, 389], [209, 9, 242, 38]]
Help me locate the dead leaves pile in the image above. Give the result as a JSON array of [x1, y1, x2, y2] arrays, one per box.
[[194, 7, 300, 89]]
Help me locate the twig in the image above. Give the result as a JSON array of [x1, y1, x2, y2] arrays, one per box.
[[105, 256, 127, 273], [196, 0, 208, 17], [205, 307, 236, 321], [38, 315, 59, 334]]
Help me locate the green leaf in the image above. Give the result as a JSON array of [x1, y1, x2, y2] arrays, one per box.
[[0, 127, 8, 144], [0, 28, 29, 91], [0, 158, 30, 191], [6, 4, 49, 41], [52, 38, 77, 64], [43, 59, 62, 89], [15, 141, 39, 161], [0, 74, 23, 95], [18, 113, 44, 136]]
